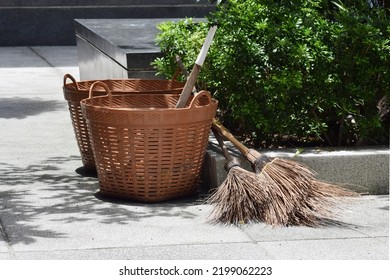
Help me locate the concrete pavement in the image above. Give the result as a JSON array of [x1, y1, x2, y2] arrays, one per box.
[[0, 46, 388, 261]]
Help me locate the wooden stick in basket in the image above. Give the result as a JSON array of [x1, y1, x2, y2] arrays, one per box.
[[175, 25, 217, 108]]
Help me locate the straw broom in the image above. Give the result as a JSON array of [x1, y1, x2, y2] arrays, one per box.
[[207, 127, 275, 224], [209, 131, 349, 226], [211, 119, 358, 226]]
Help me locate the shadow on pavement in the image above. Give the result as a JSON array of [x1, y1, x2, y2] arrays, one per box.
[[0, 97, 65, 119], [0, 155, 207, 246]]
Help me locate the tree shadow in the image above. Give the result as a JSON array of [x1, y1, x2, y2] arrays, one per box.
[[0, 189, 68, 245], [0, 97, 65, 119], [0, 155, 208, 245]]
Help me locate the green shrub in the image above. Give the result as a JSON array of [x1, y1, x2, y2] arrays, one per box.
[[153, 0, 390, 147]]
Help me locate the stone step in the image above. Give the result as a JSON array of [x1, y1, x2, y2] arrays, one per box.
[[75, 18, 207, 80], [0, 1, 214, 46], [1, 0, 211, 7]]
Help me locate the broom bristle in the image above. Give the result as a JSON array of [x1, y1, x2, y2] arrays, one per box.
[[207, 165, 271, 225], [206, 162, 306, 226], [258, 158, 358, 226], [207, 157, 358, 227]]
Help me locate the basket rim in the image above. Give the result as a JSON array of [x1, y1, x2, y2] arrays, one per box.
[[63, 78, 185, 92], [80, 92, 218, 112]]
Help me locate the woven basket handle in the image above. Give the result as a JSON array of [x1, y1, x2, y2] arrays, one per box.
[[189, 90, 212, 109], [88, 81, 112, 106], [63, 74, 79, 90]]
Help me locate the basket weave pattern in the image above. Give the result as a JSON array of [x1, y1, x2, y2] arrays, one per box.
[[81, 83, 218, 202], [63, 74, 184, 170]]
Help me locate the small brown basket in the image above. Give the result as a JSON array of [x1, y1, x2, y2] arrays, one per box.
[[81, 81, 218, 202], [63, 74, 185, 170]]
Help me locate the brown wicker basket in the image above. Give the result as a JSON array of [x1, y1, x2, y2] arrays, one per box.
[[63, 74, 185, 170], [81, 81, 218, 202]]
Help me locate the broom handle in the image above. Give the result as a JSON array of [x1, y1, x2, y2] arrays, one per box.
[[174, 57, 251, 158], [211, 127, 234, 162], [175, 25, 217, 108], [211, 119, 250, 157], [175, 64, 201, 108], [175, 55, 189, 77], [175, 51, 252, 159]]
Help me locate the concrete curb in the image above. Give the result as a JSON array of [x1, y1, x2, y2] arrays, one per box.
[[203, 137, 389, 195]]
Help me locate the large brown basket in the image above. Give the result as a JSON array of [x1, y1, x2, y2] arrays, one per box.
[[63, 74, 185, 170], [81, 82, 218, 202]]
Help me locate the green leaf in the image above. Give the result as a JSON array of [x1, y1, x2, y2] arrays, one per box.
[[294, 148, 305, 157]]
